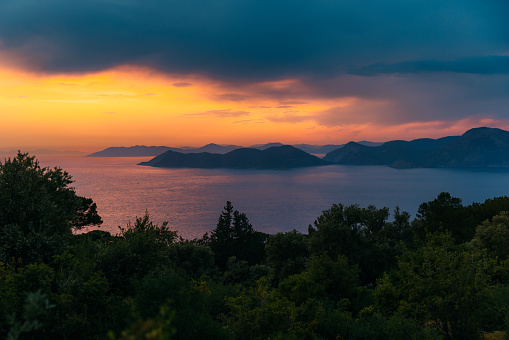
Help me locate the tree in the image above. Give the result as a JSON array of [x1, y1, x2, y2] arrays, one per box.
[[415, 192, 468, 242], [265, 230, 309, 285], [473, 211, 509, 260], [97, 213, 178, 296], [205, 201, 267, 269], [0, 152, 102, 263], [308, 203, 403, 284]]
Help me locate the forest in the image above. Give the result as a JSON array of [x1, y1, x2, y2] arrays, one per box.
[[2, 152, 509, 340]]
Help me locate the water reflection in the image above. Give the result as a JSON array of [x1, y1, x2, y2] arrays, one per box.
[[29, 156, 509, 239]]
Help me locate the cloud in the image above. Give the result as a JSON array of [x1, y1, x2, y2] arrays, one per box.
[[0, 0, 508, 130], [187, 109, 250, 118], [172, 82, 192, 87], [215, 93, 250, 101], [280, 101, 308, 105], [234, 119, 265, 124], [0, 0, 506, 80], [266, 113, 313, 123], [349, 56, 509, 76]]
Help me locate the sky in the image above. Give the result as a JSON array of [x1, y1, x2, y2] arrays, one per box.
[[0, 0, 508, 152]]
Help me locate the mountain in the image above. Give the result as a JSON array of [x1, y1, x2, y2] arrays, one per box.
[[324, 127, 509, 168], [86, 141, 381, 158], [193, 143, 241, 154], [86, 144, 241, 157], [422, 127, 509, 167], [86, 146, 175, 157], [250, 142, 286, 150], [323, 142, 372, 163], [139, 145, 331, 169], [251, 142, 381, 155], [323, 136, 458, 167]]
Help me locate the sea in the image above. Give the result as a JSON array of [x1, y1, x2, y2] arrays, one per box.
[[11, 155, 509, 240]]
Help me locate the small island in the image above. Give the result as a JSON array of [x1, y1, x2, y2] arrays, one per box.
[[138, 145, 331, 169]]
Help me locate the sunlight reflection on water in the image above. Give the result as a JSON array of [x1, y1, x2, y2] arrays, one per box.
[[28, 156, 509, 239]]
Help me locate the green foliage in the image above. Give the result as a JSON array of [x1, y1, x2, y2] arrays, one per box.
[[51, 245, 113, 339], [473, 211, 509, 260], [167, 242, 218, 279], [133, 269, 229, 339], [97, 213, 178, 295], [376, 232, 495, 339], [4, 154, 509, 339], [279, 254, 359, 305], [308, 203, 406, 284], [0, 152, 102, 263], [223, 257, 270, 285], [108, 305, 176, 340], [223, 278, 298, 339], [415, 192, 466, 241], [0, 262, 55, 338], [416, 193, 509, 244], [348, 312, 442, 340], [265, 230, 309, 285], [6, 290, 55, 340]]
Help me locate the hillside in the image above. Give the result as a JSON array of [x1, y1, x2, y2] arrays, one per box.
[[422, 127, 509, 167], [324, 127, 509, 168]]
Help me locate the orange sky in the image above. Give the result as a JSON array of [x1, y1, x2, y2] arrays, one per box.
[[0, 1, 508, 154], [1, 63, 507, 153]]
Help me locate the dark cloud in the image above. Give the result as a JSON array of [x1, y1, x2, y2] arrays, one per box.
[[186, 109, 250, 117], [0, 0, 507, 80], [349, 56, 509, 76]]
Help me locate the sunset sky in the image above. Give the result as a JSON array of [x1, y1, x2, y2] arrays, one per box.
[[0, 0, 508, 152]]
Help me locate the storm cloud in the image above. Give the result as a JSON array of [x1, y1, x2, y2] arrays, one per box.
[[0, 0, 508, 127], [0, 0, 507, 79]]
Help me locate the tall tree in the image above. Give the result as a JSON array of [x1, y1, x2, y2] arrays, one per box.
[[0, 152, 102, 263], [205, 201, 266, 269]]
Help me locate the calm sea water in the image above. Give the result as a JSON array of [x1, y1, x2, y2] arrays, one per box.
[[23, 156, 509, 239]]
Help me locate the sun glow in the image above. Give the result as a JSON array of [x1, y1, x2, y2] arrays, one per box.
[[1, 63, 506, 153]]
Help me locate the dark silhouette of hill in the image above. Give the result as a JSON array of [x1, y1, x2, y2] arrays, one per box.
[[252, 142, 381, 155], [324, 127, 509, 168], [139, 145, 331, 169], [324, 137, 458, 167], [422, 127, 509, 167]]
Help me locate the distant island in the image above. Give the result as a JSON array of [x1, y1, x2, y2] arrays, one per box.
[[85, 142, 381, 157], [138, 145, 331, 169], [85, 143, 240, 157], [88, 127, 509, 169], [323, 127, 509, 168]]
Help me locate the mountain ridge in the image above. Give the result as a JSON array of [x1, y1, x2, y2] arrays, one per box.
[[323, 127, 509, 168], [139, 145, 331, 169], [86, 141, 381, 157]]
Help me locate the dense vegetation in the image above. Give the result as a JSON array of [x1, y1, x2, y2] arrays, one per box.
[[2, 152, 509, 339]]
